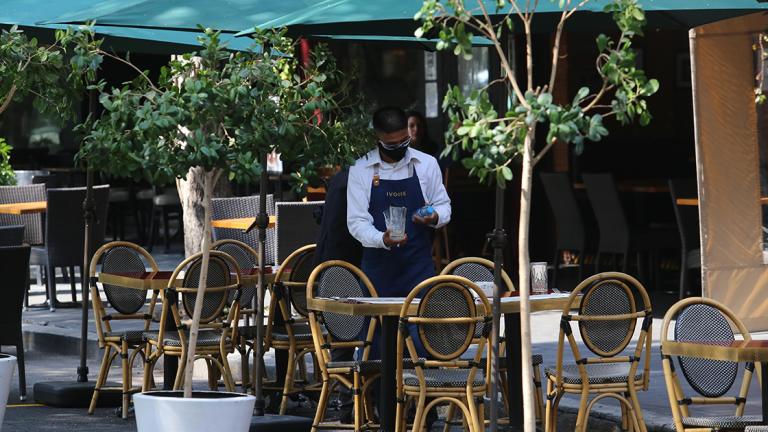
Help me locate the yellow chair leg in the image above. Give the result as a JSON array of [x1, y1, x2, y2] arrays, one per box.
[[89, 345, 114, 415], [121, 340, 130, 419], [279, 349, 297, 415]]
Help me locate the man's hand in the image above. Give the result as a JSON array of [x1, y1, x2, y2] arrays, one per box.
[[412, 211, 439, 226], [383, 230, 408, 248]]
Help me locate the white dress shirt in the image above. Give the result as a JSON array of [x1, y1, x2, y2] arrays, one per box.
[[347, 147, 451, 249]]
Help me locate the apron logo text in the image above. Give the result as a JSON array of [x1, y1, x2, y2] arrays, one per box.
[[386, 191, 407, 198]]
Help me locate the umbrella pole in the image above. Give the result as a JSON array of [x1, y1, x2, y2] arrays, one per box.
[[488, 184, 505, 432], [253, 151, 269, 416], [78, 166, 95, 382]]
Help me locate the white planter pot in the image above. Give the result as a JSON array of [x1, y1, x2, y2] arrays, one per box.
[[134, 391, 255, 432], [0, 354, 16, 431]]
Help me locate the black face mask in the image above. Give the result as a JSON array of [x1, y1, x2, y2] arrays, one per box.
[[378, 142, 409, 162]]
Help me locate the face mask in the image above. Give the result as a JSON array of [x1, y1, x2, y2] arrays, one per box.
[[378, 142, 409, 162], [377, 136, 411, 162]]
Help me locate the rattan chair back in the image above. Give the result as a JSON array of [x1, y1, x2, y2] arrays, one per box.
[[89, 241, 159, 345], [157, 251, 242, 345], [274, 244, 316, 318], [211, 194, 276, 265], [660, 297, 755, 430], [582, 173, 630, 254], [212, 239, 258, 311], [555, 272, 652, 389], [307, 260, 378, 375], [0, 184, 45, 245]]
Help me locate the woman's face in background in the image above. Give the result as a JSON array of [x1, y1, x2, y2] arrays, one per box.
[[407, 116, 421, 143]]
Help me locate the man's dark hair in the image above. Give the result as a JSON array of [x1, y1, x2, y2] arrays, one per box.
[[372, 107, 408, 133]]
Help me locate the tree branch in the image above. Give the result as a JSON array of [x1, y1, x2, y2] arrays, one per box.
[[99, 50, 161, 92], [0, 85, 17, 116]]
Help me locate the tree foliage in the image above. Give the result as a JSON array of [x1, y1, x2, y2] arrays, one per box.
[[77, 28, 370, 187], [0, 25, 102, 119], [417, 0, 659, 186]]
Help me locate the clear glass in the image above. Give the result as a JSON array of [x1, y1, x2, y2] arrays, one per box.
[[531, 262, 548, 294], [384, 206, 407, 240]]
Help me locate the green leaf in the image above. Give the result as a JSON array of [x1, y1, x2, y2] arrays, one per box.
[[501, 166, 513, 181]]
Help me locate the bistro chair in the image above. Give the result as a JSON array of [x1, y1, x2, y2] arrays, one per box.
[[211, 239, 260, 392], [746, 428, 768, 431], [540, 172, 587, 286], [30, 185, 110, 311], [274, 201, 323, 265], [440, 257, 545, 423], [88, 241, 159, 418], [307, 260, 380, 431], [668, 179, 701, 299], [264, 244, 321, 414], [0, 184, 45, 293], [212, 194, 276, 265], [145, 187, 181, 253], [0, 245, 31, 401], [660, 297, 761, 431], [395, 275, 491, 432], [544, 272, 652, 432], [142, 250, 242, 392]]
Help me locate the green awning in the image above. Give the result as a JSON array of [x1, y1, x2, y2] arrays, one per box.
[[1, 0, 258, 54], [308, 34, 494, 47]]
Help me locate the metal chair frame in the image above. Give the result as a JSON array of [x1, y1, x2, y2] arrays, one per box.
[[544, 272, 652, 432], [440, 257, 545, 425], [142, 250, 242, 393], [660, 297, 759, 432], [88, 241, 159, 419], [307, 260, 381, 431], [395, 275, 492, 432], [264, 244, 321, 414]]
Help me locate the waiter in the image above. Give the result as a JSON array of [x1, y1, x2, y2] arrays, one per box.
[[347, 106, 451, 356]]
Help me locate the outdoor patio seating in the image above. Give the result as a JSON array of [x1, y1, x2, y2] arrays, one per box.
[[274, 201, 323, 265], [0, 244, 31, 401], [30, 185, 109, 311], [395, 274, 491, 432], [212, 194, 276, 265], [0, 184, 45, 246], [544, 272, 652, 432], [540, 172, 587, 286], [211, 239, 260, 392], [668, 179, 701, 299], [145, 187, 181, 253], [660, 297, 761, 432], [142, 250, 242, 392], [264, 244, 321, 414], [88, 241, 159, 419], [306, 260, 380, 431], [440, 257, 545, 423]]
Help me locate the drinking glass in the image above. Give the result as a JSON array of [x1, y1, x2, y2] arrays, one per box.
[[384, 206, 407, 240], [530, 262, 548, 294]]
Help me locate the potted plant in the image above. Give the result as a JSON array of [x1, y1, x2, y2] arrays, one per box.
[[416, 0, 659, 430], [78, 28, 368, 431]]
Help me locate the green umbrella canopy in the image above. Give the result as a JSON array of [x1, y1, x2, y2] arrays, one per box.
[[2, 0, 259, 54], [235, 0, 768, 36]]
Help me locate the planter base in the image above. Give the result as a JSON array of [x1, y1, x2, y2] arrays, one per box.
[[33, 381, 121, 408], [249, 415, 313, 432], [134, 391, 255, 432]]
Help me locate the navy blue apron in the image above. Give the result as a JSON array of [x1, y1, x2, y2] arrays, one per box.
[[361, 160, 435, 359]]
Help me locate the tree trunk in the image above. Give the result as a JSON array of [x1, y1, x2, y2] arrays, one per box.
[[518, 131, 536, 432], [177, 167, 232, 257], [182, 168, 219, 398]]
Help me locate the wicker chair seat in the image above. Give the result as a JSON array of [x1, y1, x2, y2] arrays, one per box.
[[271, 323, 320, 342], [545, 363, 642, 385], [403, 369, 485, 388], [465, 352, 543, 368], [682, 415, 762, 429], [144, 330, 229, 347], [745, 426, 768, 432], [327, 360, 383, 374], [105, 330, 150, 344]]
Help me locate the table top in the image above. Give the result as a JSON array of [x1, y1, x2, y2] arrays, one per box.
[[98, 266, 278, 290], [676, 197, 768, 206], [0, 201, 47, 215], [307, 292, 578, 317], [662, 339, 768, 362], [211, 216, 276, 230]]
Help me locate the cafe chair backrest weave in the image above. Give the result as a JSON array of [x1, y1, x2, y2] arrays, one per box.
[[180, 254, 233, 324], [212, 194, 276, 265], [212, 239, 258, 309], [579, 279, 636, 357], [279, 244, 316, 318], [101, 246, 151, 315], [314, 263, 374, 342]]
